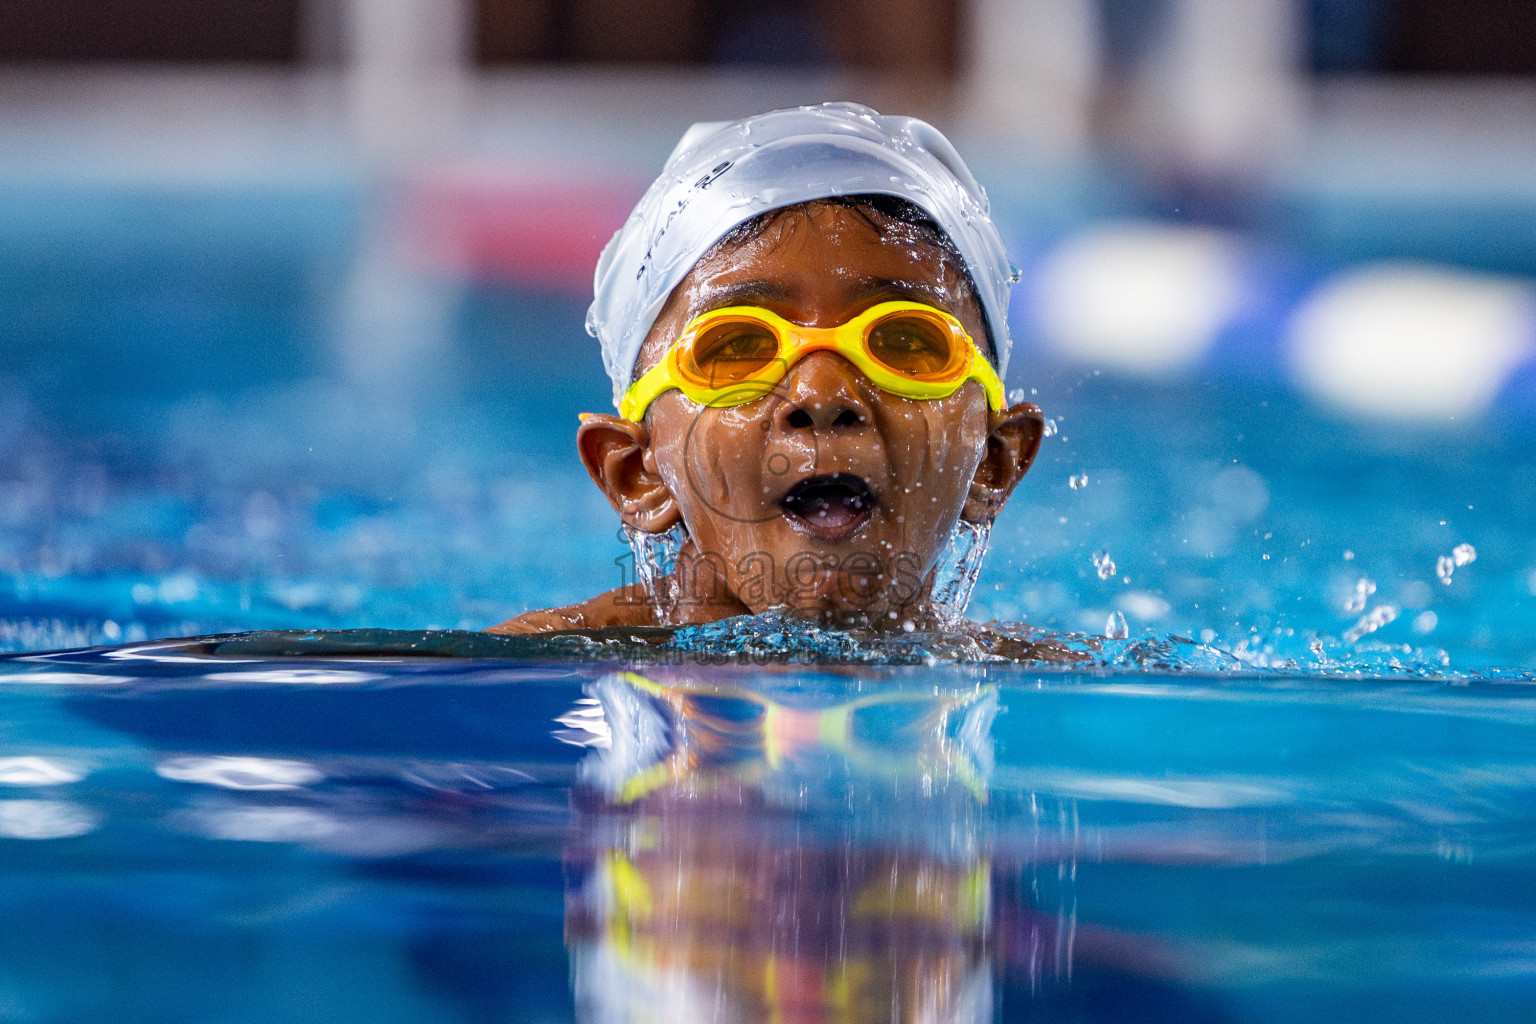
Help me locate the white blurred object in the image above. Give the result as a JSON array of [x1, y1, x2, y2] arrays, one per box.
[[334, 236, 462, 393], [0, 800, 99, 840], [962, 0, 1097, 152], [1136, 0, 1304, 176], [1209, 465, 1270, 523], [1118, 591, 1171, 621], [344, 0, 470, 161], [1288, 264, 1536, 421], [0, 757, 86, 787], [202, 669, 383, 684], [185, 804, 440, 855], [156, 756, 325, 791], [191, 805, 338, 843], [1035, 221, 1245, 373]]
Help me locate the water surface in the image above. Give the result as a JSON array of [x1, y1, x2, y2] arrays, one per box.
[[1, 635, 1532, 1022]]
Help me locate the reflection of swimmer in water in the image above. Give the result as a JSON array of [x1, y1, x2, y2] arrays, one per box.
[[559, 670, 1233, 1023], [563, 669, 998, 1022], [561, 668, 996, 803], [491, 104, 1049, 639], [568, 820, 995, 1024]]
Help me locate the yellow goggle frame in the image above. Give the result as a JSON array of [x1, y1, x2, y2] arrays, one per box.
[[619, 300, 1005, 423]]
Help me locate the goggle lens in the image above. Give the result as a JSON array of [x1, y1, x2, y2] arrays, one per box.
[[681, 318, 780, 387], [865, 311, 959, 379]]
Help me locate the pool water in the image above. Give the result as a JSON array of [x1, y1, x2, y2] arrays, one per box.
[[1, 636, 1534, 1022], [0, 184, 1532, 672], [1, 182, 1535, 1022]]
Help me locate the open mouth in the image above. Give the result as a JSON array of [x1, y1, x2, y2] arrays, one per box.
[[780, 474, 876, 538]]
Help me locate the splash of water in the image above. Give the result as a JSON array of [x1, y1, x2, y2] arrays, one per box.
[[667, 610, 985, 663], [1344, 577, 1376, 613], [34, 622, 1536, 681], [623, 521, 686, 624], [1343, 604, 1400, 643], [929, 519, 992, 629], [1437, 543, 1478, 585], [1092, 551, 1117, 580]]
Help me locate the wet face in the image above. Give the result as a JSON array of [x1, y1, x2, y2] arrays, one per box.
[[580, 201, 1043, 628]]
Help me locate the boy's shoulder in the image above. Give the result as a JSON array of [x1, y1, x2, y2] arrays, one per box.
[[486, 586, 657, 634]]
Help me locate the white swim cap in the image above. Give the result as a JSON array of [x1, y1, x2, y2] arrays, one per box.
[[588, 102, 1016, 409]]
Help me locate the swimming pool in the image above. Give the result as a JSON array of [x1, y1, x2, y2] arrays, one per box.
[[1, 637, 1534, 1022], [1, 178, 1534, 1021], [1, 182, 1531, 668]]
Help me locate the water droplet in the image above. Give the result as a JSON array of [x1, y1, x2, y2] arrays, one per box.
[[1343, 549, 1355, 561], [1343, 604, 1399, 643], [1092, 551, 1117, 580], [1007, 388, 1026, 405], [1042, 418, 1058, 437], [930, 520, 991, 628], [1413, 610, 1438, 634], [1344, 577, 1376, 613], [624, 522, 686, 623], [1104, 610, 1128, 639], [1069, 473, 1089, 490], [1436, 543, 1475, 585]]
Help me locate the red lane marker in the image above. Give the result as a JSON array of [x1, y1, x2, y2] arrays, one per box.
[[402, 165, 644, 296]]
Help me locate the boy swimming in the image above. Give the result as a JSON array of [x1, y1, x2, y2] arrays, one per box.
[[492, 103, 1043, 634]]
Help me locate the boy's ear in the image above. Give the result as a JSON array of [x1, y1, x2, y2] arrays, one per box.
[[962, 402, 1045, 524], [577, 414, 683, 533]]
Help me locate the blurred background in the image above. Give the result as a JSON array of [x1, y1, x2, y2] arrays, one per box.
[[0, 0, 1533, 667]]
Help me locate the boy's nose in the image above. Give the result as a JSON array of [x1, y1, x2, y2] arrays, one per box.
[[774, 351, 873, 432]]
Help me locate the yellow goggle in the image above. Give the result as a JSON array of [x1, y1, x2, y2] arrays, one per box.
[[619, 300, 1005, 423]]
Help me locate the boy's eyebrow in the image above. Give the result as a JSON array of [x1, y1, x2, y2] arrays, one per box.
[[847, 276, 955, 311], [689, 280, 795, 317], [693, 277, 957, 317]]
